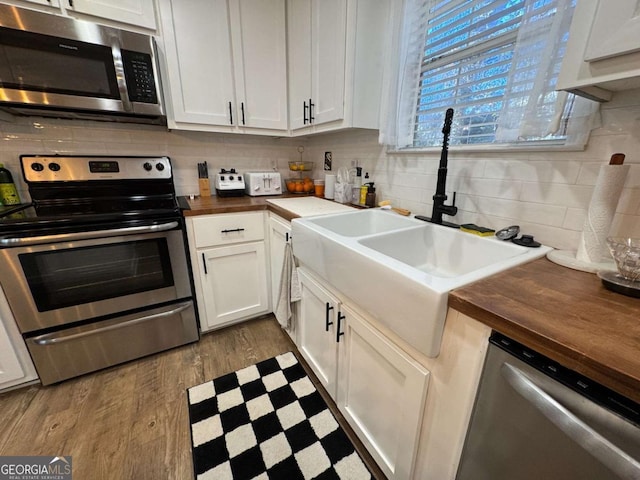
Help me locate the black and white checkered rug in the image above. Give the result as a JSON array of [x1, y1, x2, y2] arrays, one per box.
[[187, 351, 372, 480]]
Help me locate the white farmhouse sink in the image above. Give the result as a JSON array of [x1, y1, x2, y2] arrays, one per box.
[[292, 209, 551, 357], [307, 208, 419, 236]]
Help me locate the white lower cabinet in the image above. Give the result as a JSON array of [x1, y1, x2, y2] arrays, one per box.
[[297, 267, 430, 479], [186, 212, 270, 332], [268, 214, 293, 332], [337, 304, 430, 479], [298, 268, 340, 397], [199, 242, 269, 329], [0, 285, 38, 391]]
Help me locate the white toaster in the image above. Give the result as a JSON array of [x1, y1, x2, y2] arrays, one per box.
[[244, 171, 283, 196]]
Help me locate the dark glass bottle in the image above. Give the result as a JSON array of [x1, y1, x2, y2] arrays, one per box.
[[0, 163, 21, 205]]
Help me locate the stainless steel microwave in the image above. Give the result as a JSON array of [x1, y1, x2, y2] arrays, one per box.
[[0, 4, 165, 124]]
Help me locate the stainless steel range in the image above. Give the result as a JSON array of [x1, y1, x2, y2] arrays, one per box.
[[0, 155, 199, 385]]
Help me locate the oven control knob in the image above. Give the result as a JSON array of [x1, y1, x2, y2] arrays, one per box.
[[31, 162, 44, 172], [229, 175, 235, 181], [48, 162, 61, 172], [156, 163, 165, 171], [143, 162, 153, 171]]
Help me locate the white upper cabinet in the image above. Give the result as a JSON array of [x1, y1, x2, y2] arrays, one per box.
[[229, 0, 287, 130], [9, 0, 156, 30], [288, 0, 347, 130], [157, 0, 288, 133], [65, 0, 157, 29], [288, 0, 391, 134], [557, 0, 640, 101], [17, 0, 61, 6]]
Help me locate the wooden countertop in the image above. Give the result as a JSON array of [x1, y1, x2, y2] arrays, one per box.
[[181, 194, 301, 221], [180, 194, 359, 221], [449, 258, 640, 403]]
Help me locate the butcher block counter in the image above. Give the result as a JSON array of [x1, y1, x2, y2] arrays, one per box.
[[449, 258, 640, 404], [181, 194, 355, 221]]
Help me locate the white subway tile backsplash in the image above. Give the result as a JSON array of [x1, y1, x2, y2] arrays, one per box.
[[563, 208, 587, 231], [519, 183, 594, 208]]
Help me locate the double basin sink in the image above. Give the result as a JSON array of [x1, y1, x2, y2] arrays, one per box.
[[291, 209, 551, 357]]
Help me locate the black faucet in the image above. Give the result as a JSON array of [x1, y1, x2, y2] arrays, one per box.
[[416, 108, 459, 227]]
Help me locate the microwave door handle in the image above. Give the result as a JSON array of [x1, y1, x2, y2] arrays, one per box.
[[501, 363, 640, 479], [0, 221, 179, 247], [31, 301, 192, 345]]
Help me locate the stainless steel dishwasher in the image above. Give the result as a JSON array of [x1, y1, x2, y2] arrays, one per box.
[[456, 332, 640, 480]]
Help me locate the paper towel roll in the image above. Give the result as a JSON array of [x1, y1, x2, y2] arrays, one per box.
[[325, 174, 336, 199], [576, 164, 630, 263]]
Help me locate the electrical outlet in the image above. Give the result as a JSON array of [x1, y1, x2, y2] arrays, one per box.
[[271, 159, 278, 170], [350, 160, 357, 167], [324, 152, 332, 171]]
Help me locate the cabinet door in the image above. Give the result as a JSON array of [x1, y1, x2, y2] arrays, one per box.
[[268, 214, 292, 329], [66, 0, 157, 29], [297, 268, 340, 399], [583, 0, 640, 62], [0, 286, 37, 391], [158, 0, 236, 126], [287, 0, 346, 130], [0, 318, 25, 387], [337, 304, 429, 480], [287, 0, 312, 129], [230, 0, 287, 130], [199, 242, 269, 330], [19, 0, 61, 6], [311, 0, 346, 125]]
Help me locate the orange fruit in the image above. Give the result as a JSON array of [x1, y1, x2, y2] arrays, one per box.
[[295, 183, 304, 193]]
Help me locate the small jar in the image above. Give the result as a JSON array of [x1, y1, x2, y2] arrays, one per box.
[[314, 179, 325, 197]]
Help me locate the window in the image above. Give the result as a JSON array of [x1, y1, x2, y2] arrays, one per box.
[[388, 0, 595, 149]]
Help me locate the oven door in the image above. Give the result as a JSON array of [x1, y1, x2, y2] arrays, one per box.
[[0, 222, 192, 333]]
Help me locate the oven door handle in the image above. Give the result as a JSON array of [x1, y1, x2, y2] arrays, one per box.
[[0, 221, 179, 246], [31, 301, 193, 345], [501, 362, 640, 479]]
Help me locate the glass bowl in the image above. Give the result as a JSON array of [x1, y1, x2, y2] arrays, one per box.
[[606, 237, 640, 282], [285, 178, 314, 194], [288, 161, 314, 172]]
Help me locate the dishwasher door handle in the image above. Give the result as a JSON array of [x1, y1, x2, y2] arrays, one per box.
[[501, 362, 640, 480]]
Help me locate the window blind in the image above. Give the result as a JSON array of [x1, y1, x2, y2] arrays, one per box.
[[414, 0, 575, 147]]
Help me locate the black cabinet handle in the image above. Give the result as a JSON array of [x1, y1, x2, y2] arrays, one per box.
[[221, 228, 245, 234], [303, 101, 309, 124], [309, 98, 315, 123], [228, 101, 233, 125], [202, 253, 207, 275], [241, 102, 246, 125], [325, 303, 334, 331], [336, 312, 345, 342]]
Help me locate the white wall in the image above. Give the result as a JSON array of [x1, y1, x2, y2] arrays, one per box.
[[1, 88, 638, 251]]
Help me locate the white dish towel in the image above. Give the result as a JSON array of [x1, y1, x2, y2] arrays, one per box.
[[275, 242, 301, 330]]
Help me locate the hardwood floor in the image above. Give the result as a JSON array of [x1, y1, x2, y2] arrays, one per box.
[[0, 315, 386, 479]]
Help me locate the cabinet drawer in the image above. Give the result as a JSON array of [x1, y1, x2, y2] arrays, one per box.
[[192, 212, 265, 248]]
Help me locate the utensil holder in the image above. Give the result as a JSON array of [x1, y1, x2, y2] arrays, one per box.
[[198, 178, 211, 197]]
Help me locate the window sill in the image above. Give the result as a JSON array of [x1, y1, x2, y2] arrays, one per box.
[[385, 142, 587, 155]]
